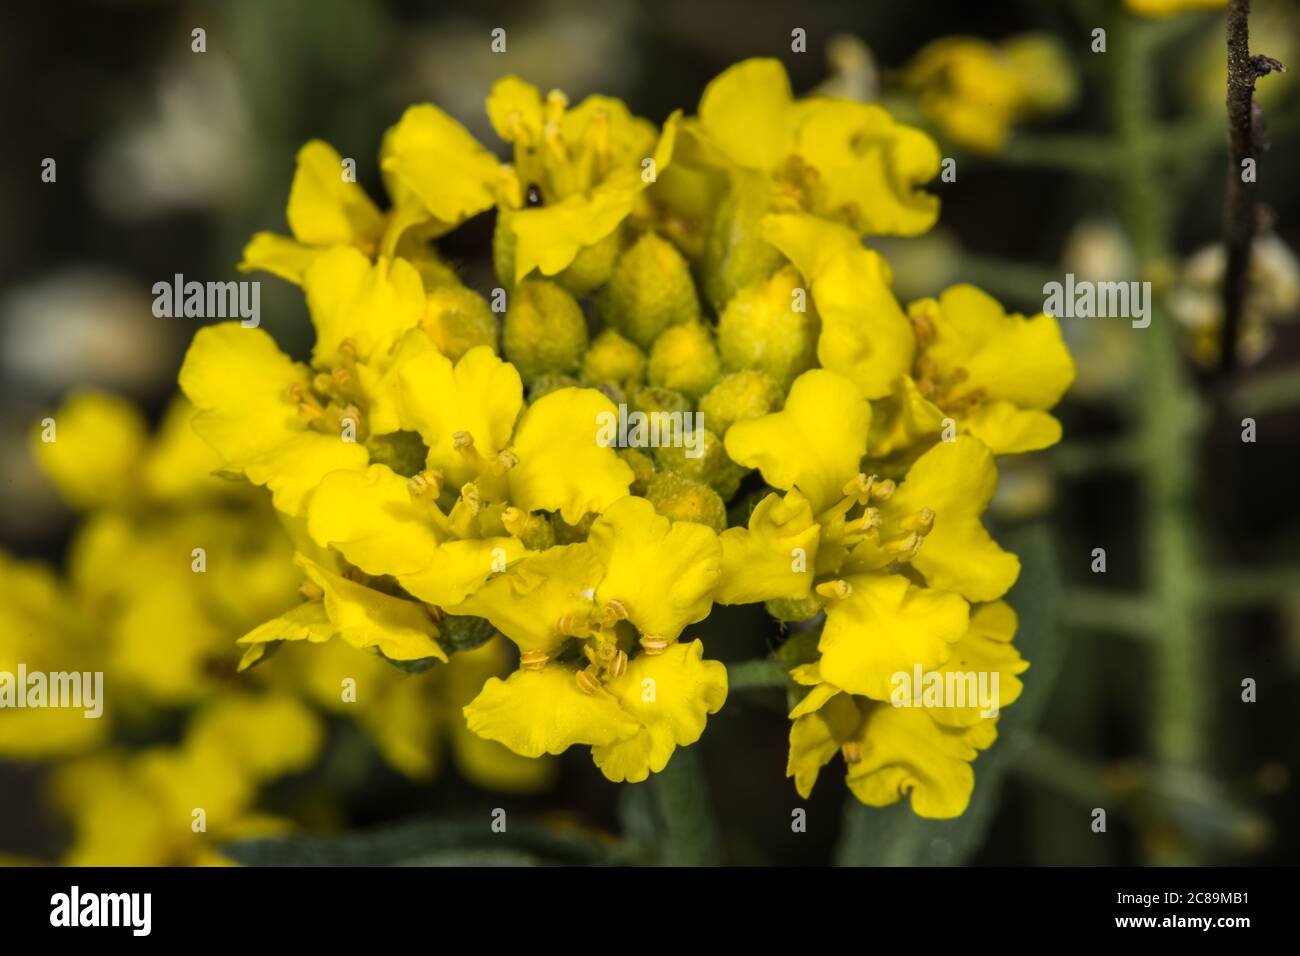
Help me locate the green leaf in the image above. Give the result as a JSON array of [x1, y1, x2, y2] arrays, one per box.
[[835, 521, 1065, 866]]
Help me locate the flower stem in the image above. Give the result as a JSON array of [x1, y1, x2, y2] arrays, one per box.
[[651, 746, 723, 865]]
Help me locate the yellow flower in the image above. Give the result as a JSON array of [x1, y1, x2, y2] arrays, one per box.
[[0, 555, 106, 759], [900, 35, 1077, 154], [786, 602, 1026, 817], [690, 58, 941, 236], [489, 76, 681, 284], [241, 107, 501, 284], [51, 693, 321, 865], [873, 284, 1075, 456], [461, 496, 726, 782], [1126, 0, 1226, 16], [304, 345, 634, 607]]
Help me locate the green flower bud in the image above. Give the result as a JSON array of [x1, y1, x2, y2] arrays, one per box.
[[653, 428, 747, 500], [619, 447, 657, 496], [627, 384, 692, 418], [492, 209, 518, 290], [599, 232, 700, 349], [717, 265, 819, 390], [765, 594, 824, 624], [528, 372, 581, 402], [644, 471, 726, 532], [648, 322, 721, 400], [364, 430, 429, 477], [551, 510, 597, 544], [701, 172, 785, 313], [557, 227, 622, 296], [699, 370, 782, 436], [423, 285, 498, 360], [581, 328, 646, 387], [438, 614, 497, 652], [504, 279, 589, 386]]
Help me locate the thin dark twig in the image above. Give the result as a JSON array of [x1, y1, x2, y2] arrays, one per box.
[[1221, 0, 1287, 378]]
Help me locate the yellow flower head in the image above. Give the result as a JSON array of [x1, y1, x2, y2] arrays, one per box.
[[240, 106, 502, 284], [900, 34, 1078, 154], [489, 76, 681, 285], [460, 496, 727, 782], [689, 58, 941, 237]]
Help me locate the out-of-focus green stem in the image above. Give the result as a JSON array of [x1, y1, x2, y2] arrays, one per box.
[[726, 658, 791, 691], [1232, 364, 1300, 415], [1062, 589, 1159, 638], [1206, 566, 1300, 608], [1112, 16, 1212, 865], [650, 746, 723, 866]]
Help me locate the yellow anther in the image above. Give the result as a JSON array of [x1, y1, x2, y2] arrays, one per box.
[[338, 338, 359, 360], [312, 372, 335, 394], [900, 508, 935, 536], [520, 650, 549, 671], [298, 581, 324, 601], [842, 473, 873, 505], [296, 401, 323, 423], [452, 431, 475, 450], [607, 649, 628, 680], [841, 741, 864, 765], [858, 507, 882, 532], [544, 88, 569, 122], [331, 366, 354, 389], [497, 449, 519, 470], [815, 579, 853, 602], [458, 483, 481, 514], [557, 613, 589, 636], [602, 600, 629, 627], [639, 635, 669, 656], [285, 382, 307, 403], [406, 470, 442, 499], [870, 478, 896, 501], [883, 531, 921, 559], [500, 506, 528, 537], [575, 667, 602, 696]]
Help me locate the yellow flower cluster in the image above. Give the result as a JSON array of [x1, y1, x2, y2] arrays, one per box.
[[181, 58, 1073, 816]]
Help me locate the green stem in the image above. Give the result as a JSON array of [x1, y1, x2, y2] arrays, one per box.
[[726, 658, 791, 691], [1113, 15, 1212, 865], [1206, 565, 1300, 609], [1232, 364, 1300, 415], [1062, 589, 1159, 638], [651, 746, 723, 865]]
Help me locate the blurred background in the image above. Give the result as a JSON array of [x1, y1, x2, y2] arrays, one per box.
[[1, 0, 1297, 866]]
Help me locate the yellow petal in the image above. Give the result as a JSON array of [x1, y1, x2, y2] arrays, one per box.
[[914, 285, 1075, 411], [303, 248, 425, 367], [791, 99, 940, 236], [845, 703, 986, 818], [354, 328, 440, 437], [33, 390, 147, 509], [399, 536, 529, 608], [587, 496, 721, 640], [380, 104, 500, 227], [509, 113, 679, 282], [398, 345, 523, 490], [725, 369, 870, 514], [819, 571, 969, 701], [591, 640, 728, 783], [238, 232, 320, 284], [883, 436, 1020, 601], [464, 666, 641, 758], [450, 544, 603, 655], [179, 323, 369, 514], [717, 490, 820, 604], [285, 140, 385, 248], [867, 374, 947, 457], [508, 387, 634, 523], [296, 554, 445, 662], [787, 691, 859, 798], [307, 463, 443, 577], [188, 693, 323, 782], [140, 396, 228, 501], [961, 400, 1063, 454], [238, 601, 335, 647], [697, 58, 794, 171], [761, 214, 914, 399], [926, 600, 1029, 727], [486, 75, 544, 143]]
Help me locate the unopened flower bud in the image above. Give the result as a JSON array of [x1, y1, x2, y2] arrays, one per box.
[[599, 231, 701, 348], [504, 279, 589, 385], [717, 266, 819, 390], [423, 285, 498, 360], [648, 322, 722, 400], [581, 328, 646, 386], [699, 370, 782, 436]]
